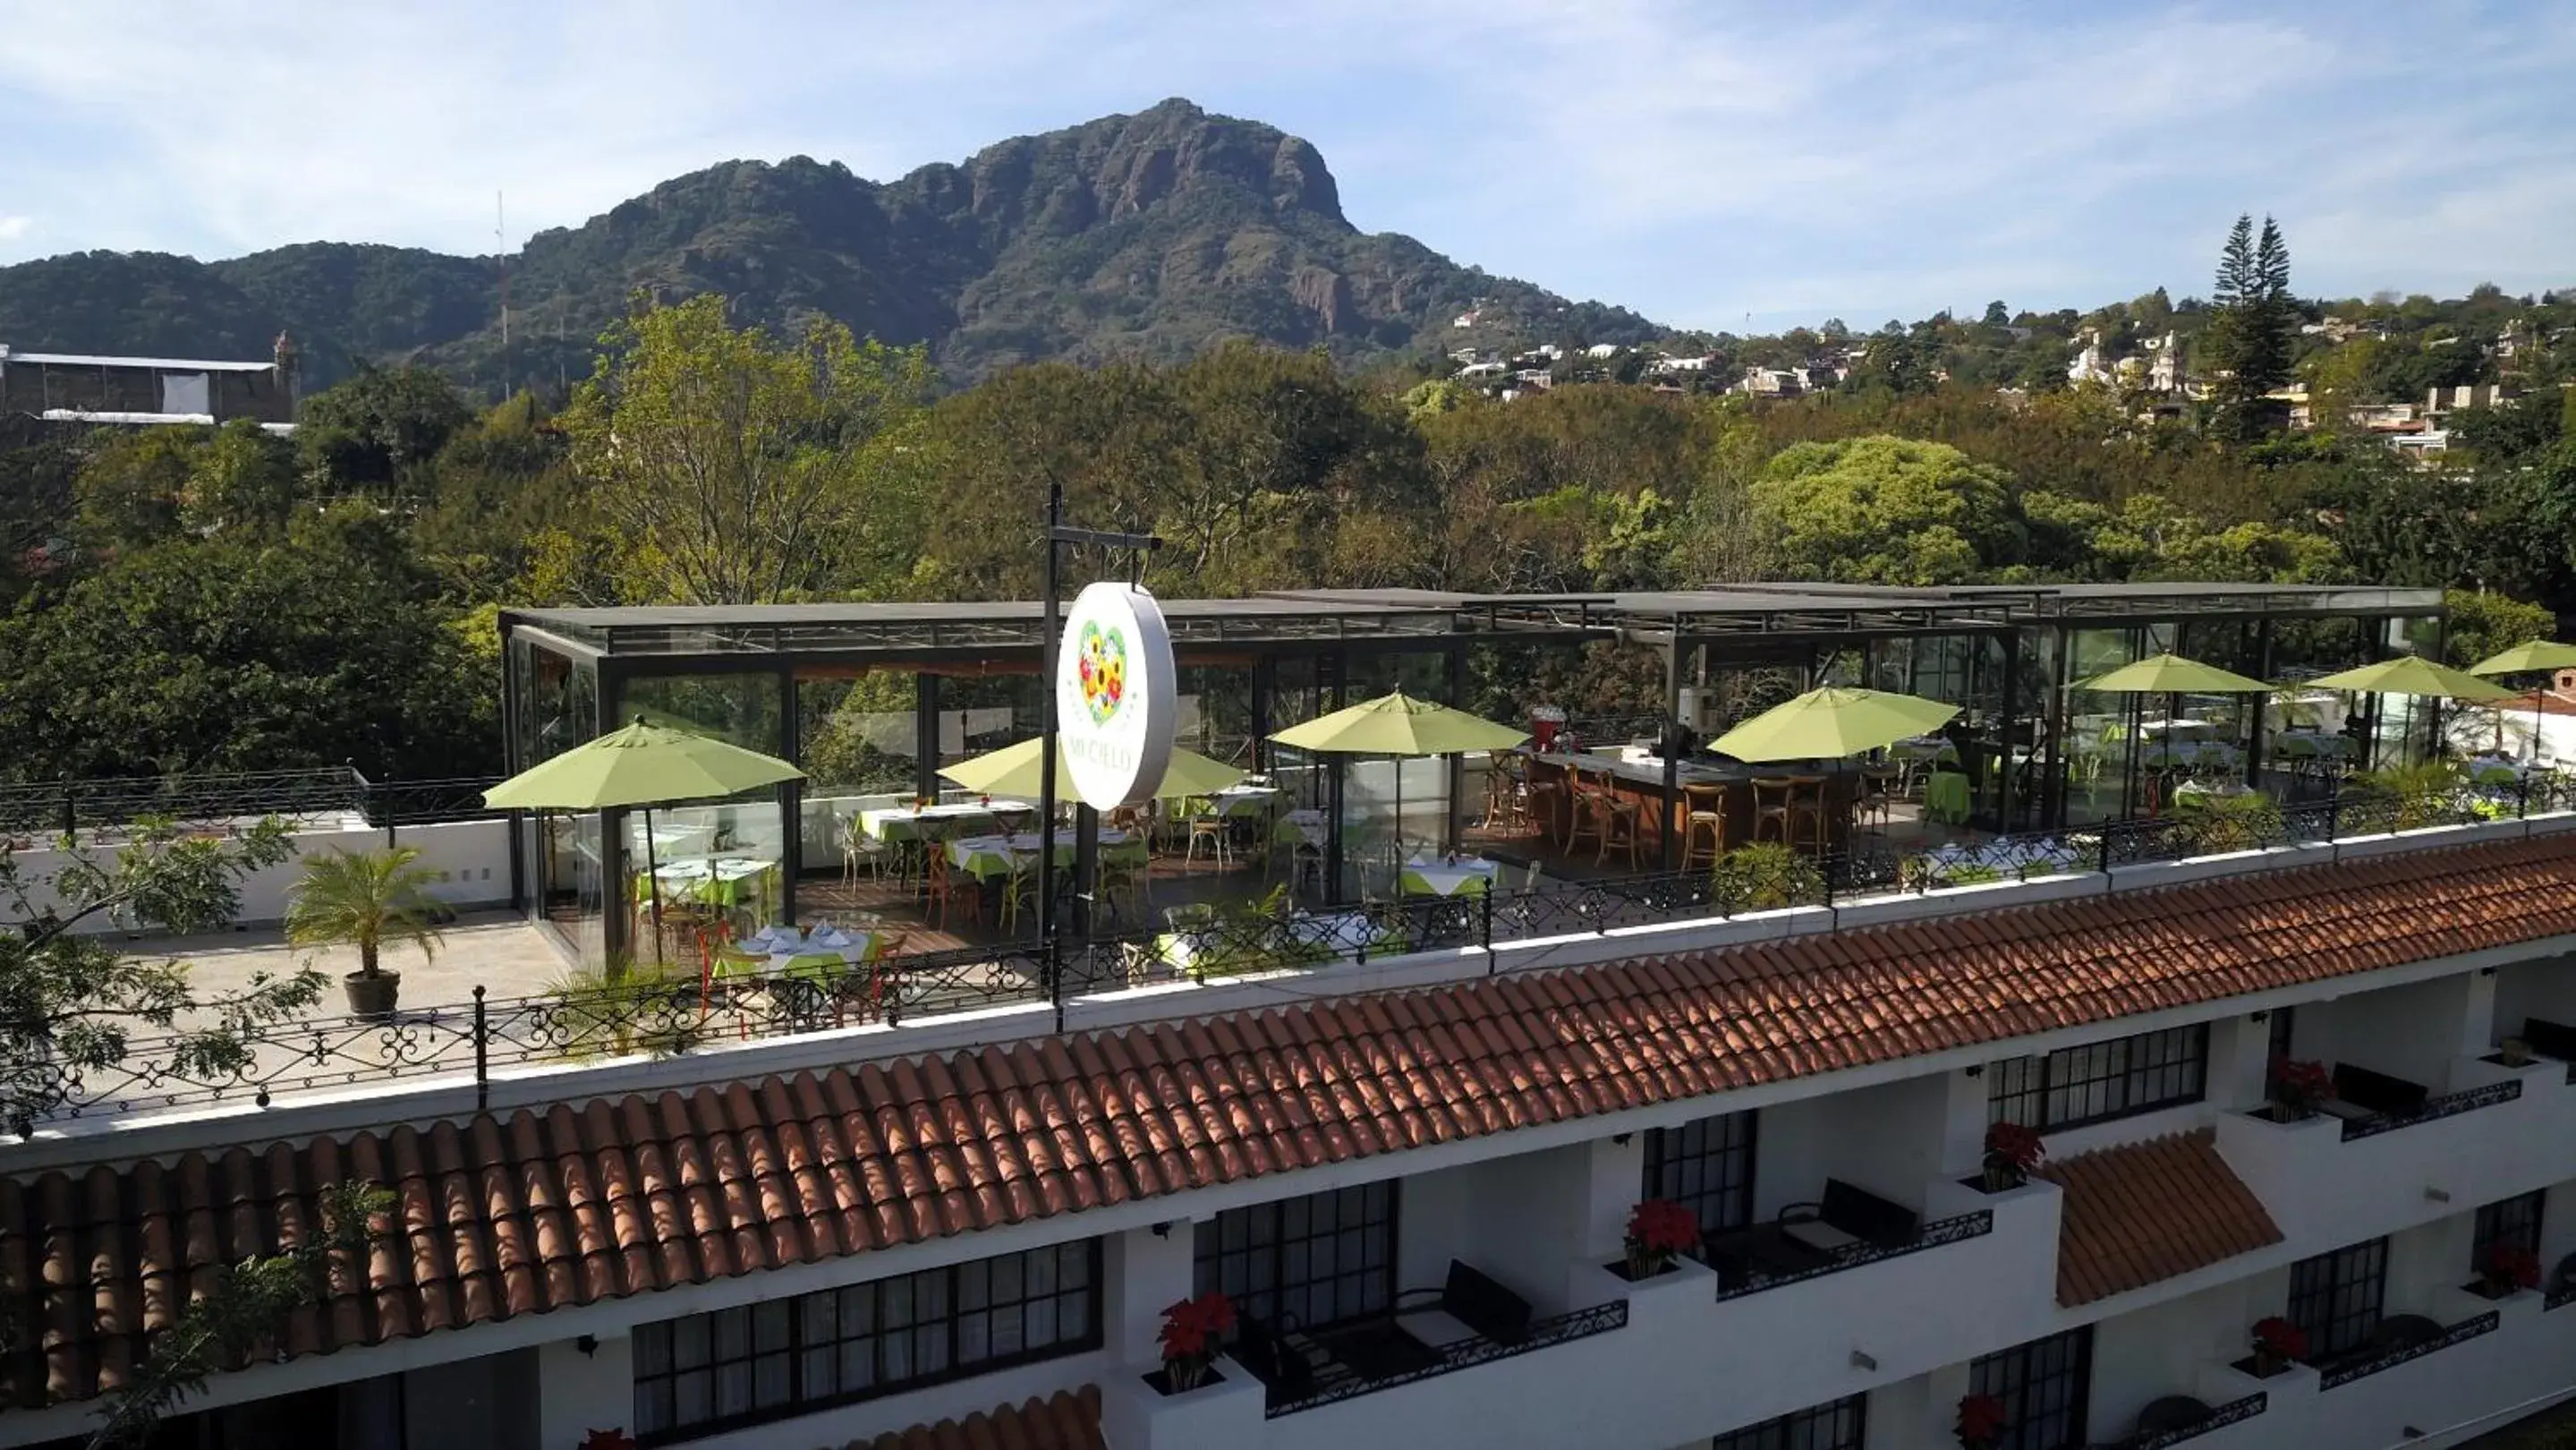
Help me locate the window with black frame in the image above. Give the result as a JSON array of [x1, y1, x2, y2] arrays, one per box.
[[1195, 1181, 1397, 1337], [2472, 1190, 2546, 1270], [1642, 1109, 1758, 1241], [2288, 1237, 2388, 1360], [629, 1240, 1100, 1444], [1969, 1326, 2093, 1450], [1987, 1024, 2208, 1130], [1708, 1393, 1867, 1450]]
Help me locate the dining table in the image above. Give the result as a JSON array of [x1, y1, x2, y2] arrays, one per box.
[[1194, 784, 1282, 819], [647, 854, 779, 911], [946, 828, 1136, 882], [1524, 748, 1865, 855]]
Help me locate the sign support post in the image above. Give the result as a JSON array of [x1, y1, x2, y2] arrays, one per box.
[[1039, 482, 1161, 1019]]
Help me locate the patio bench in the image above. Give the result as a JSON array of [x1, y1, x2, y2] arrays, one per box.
[[2519, 1016, 2576, 1067]]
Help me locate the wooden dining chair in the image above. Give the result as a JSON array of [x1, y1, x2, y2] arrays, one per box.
[[924, 848, 980, 930], [1787, 774, 1832, 851]]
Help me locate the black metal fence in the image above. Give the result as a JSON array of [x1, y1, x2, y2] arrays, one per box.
[[21, 771, 2576, 1128], [0, 766, 505, 840], [1261, 1299, 1630, 1419]]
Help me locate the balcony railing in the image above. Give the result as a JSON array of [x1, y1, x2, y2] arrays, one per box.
[[0, 765, 504, 840], [1261, 1300, 1628, 1419], [2338, 1079, 2522, 1141], [1711, 1209, 1994, 1303], [2545, 1284, 2576, 1313], [2317, 1311, 2500, 1390], [2116, 1392, 2268, 1450], [16, 769, 2576, 1128]]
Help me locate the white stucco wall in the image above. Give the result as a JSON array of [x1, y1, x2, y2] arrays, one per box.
[[18, 816, 511, 934]]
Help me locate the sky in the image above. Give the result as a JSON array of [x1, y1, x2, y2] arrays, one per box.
[[1, 1, 2571, 334]]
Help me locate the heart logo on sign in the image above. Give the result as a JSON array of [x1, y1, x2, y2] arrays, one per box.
[[1076, 620, 1127, 725]]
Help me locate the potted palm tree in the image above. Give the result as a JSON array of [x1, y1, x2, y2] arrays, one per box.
[[286, 846, 446, 1019]]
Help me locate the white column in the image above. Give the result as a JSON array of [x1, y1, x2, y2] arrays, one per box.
[[538, 1334, 635, 1450], [1110, 1221, 1198, 1365], [1580, 1134, 1647, 1260]]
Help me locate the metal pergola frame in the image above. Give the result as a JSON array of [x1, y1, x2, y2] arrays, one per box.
[[497, 582, 2448, 952]]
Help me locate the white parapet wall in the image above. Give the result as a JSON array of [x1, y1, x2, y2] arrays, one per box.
[[14, 816, 512, 934]]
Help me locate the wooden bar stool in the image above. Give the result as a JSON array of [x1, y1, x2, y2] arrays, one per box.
[[1750, 776, 1798, 845], [1568, 772, 1607, 858], [1788, 774, 1832, 851], [1590, 772, 1644, 870], [1679, 782, 1728, 869]]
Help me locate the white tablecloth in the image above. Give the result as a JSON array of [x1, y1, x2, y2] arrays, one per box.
[[1281, 808, 1328, 846], [948, 827, 1134, 866], [1197, 784, 1280, 817], [1399, 856, 1500, 896], [857, 799, 1030, 840], [740, 925, 889, 969]]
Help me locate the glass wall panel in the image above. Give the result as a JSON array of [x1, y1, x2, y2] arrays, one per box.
[[937, 673, 1041, 801], [1340, 651, 1453, 895], [796, 670, 921, 878], [509, 634, 604, 961], [621, 672, 789, 934]]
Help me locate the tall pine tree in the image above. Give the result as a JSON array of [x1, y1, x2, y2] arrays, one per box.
[[2204, 213, 2296, 440]]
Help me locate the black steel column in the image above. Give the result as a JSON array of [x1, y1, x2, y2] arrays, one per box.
[[1660, 638, 1683, 869], [1038, 483, 1065, 997], [1250, 653, 1274, 773], [1325, 647, 1347, 902], [2044, 624, 2073, 829], [914, 671, 942, 802], [779, 666, 801, 926], [1994, 628, 2021, 832], [1443, 640, 1467, 854], [599, 659, 630, 968], [2249, 618, 2274, 789]]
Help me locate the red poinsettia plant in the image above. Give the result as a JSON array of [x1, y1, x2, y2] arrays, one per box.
[[2269, 1057, 2336, 1120], [2482, 1242, 2543, 1294], [1982, 1121, 2045, 1190], [1624, 1198, 1702, 1278], [1955, 1391, 2008, 1449], [2249, 1315, 2308, 1373], [1156, 1292, 1237, 1393]]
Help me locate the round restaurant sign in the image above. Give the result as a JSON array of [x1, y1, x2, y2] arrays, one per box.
[[1056, 583, 1177, 809]]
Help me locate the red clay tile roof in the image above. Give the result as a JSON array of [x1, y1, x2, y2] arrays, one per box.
[[5, 836, 2572, 1411], [2041, 1129, 2283, 1305], [841, 1386, 1101, 1450]]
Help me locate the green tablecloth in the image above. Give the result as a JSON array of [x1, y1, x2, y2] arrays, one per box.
[[1923, 772, 1972, 825], [1398, 860, 1497, 897]]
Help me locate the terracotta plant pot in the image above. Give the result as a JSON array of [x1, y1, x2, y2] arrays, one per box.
[[344, 969, 401, 1019]]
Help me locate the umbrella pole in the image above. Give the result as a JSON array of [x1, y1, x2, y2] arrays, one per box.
[[644, 806, 667, 971]]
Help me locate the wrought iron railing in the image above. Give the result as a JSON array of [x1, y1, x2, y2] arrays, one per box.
[[1261, 1299, 1628, 1419], [2317, 1311, 2499, 1390], [1711, 1209, 1994, 1302], [17, 764, 2576, 1127], [2338, 1079, 2522, 1141], [2117, 1391, 2268, 1450]]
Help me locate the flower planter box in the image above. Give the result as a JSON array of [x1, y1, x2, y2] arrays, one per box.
[[1100, 1354, 1264, 1450], [1143, 1365, 1228, 1396]]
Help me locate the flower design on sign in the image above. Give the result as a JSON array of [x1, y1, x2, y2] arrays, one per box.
[[1076, 620, 1128, 725]]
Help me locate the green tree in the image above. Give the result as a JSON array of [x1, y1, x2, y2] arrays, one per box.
[[565, 294, 934, 604], [2203, 214, 2297, 439], [0, 509, 494, 780], [295, 364, 476, 492], [183, 418, 302, 533], [0, 819, 317, 1136], [2443, 588, 2553, 669], [72, 426, 201, 551], [1749, 436, 2019, 584]]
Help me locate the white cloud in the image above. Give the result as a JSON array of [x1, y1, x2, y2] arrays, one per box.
[[0, 1, 2566, 328], [0, 216, 29, 241]]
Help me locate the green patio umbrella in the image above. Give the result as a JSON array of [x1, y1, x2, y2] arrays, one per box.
[[1271, 690, 1527, 857], [2469, 640, 2576, 677], [483, 720, 804, 962], [939, 736, 1248, 800], [2467, 641, 2576, 759], [2073, 653, 2273, 695], [2305, 656, 2519, 773], [1710, 687, 1960, 763], [2302, 657, 2519, 703]]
